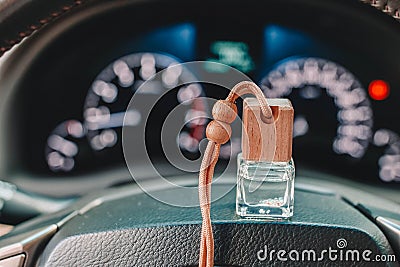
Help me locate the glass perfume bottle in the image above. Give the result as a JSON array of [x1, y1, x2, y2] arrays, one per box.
[[236, 98, 295, 219], [236, 154, 295, 218]]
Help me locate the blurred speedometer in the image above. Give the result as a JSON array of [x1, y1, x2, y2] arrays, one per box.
[[45, 52, 206, 173], [261, 57, 373, 159]]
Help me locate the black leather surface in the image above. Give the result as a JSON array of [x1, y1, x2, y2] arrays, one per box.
[[0, 0, 89, 55], [39, 185, 394, 266]]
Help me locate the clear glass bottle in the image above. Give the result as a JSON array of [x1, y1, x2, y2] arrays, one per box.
[[236, 153, 295, 219]]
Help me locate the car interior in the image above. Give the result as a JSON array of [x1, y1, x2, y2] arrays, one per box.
[[0, 0, 399, 266]]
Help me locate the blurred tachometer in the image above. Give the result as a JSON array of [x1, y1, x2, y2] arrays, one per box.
[[45, 52, 206, 173], [261, 57, 373, 158], [84, 53, 188, 151]]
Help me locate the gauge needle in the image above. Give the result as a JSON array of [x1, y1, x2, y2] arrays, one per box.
[[86, 110, 141, 130]]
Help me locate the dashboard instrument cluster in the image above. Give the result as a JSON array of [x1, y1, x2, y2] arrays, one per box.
[[4, 0, 400, 187]]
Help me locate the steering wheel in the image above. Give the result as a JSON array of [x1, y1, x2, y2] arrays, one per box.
[[0, 0, 399, 266]]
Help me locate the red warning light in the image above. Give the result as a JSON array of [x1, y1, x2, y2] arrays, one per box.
[[368, 80, 390, 101]]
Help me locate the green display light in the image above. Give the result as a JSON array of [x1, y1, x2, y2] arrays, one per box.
[[206, 41, 255, 73]]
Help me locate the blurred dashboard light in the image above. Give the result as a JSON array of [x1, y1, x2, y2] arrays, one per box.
[[373, 129, 391, 146], [177, 84, 202, 104], [368, 80, 390, 101], [293, 115, 309, 137], [113, 60, 134, 87], [207, 41, 254, 73]]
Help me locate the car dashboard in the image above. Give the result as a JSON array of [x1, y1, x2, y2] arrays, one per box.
[[0, 0, 400, 196], [0, 0, 399, 266]]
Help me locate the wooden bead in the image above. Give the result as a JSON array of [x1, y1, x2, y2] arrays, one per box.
[[206, 120, 231, 144], [212, 100, 237, 124]]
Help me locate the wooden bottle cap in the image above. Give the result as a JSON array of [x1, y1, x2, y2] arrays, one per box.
[[242, 97, 294, 162]]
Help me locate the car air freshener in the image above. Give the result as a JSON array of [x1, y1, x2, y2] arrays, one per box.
[[236, 98, 295, 219], [197, 81, 294, 267]]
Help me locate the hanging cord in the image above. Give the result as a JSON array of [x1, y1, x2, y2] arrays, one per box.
[[198, 81, 273, 267]]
